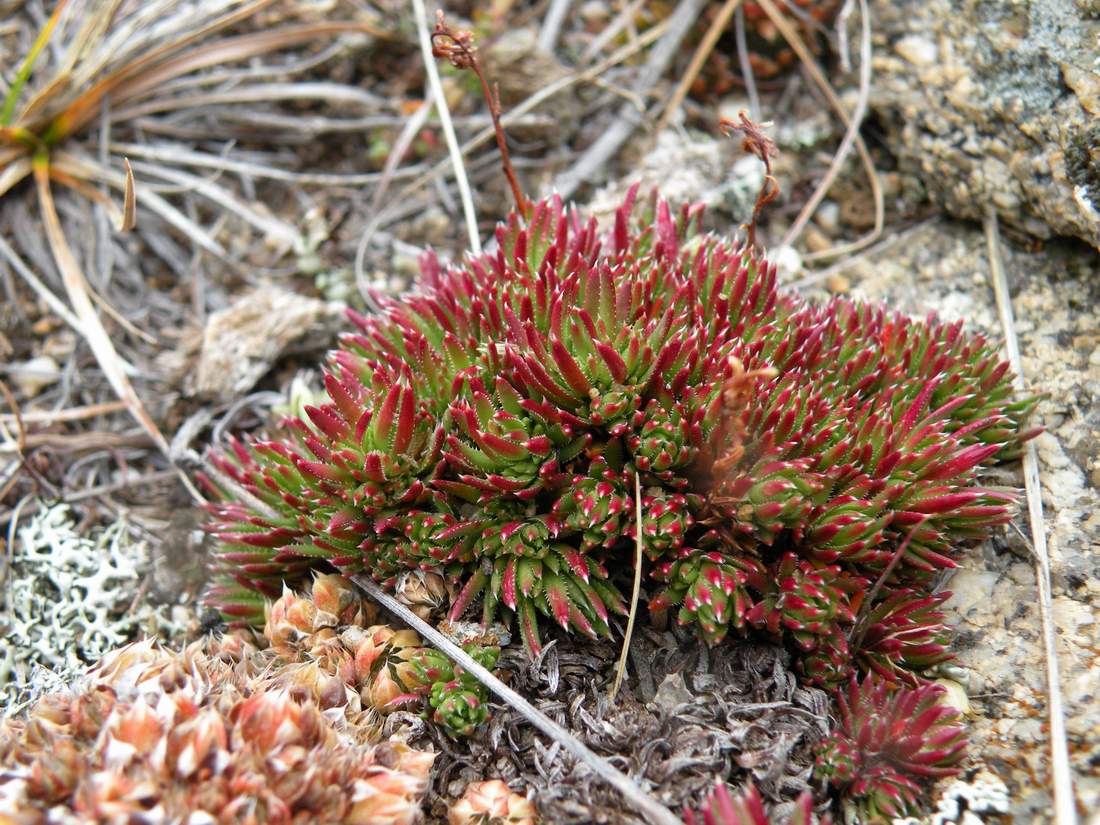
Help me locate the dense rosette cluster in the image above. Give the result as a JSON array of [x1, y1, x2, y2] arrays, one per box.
[[684, 781, 818, 825], [0, 635, 435, 823], [814, 675, 967, 820], [203, 187, 1033, 685]]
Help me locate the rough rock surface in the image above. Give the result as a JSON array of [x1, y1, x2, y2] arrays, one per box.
[[189, 287, 345, 400], [815, 220, 1100, 820], [870, 0, 1100, 248]]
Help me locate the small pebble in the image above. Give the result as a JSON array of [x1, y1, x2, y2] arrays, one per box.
[[815, 201, 841, 235], [9, 355, 60, 397], [803, 226, 832, 254], [894, 35, 938, 66], [771, 245, 803, 280]]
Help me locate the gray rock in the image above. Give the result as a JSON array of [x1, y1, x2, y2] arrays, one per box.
[[190, 287, 345, 400], [870, 0, 1100, 248]]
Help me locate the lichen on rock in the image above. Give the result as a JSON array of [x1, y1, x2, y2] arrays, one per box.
[[0, 504, 187, 715]]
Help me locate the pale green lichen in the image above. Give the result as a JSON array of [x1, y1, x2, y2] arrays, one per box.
[[0, 504, 187, 715]]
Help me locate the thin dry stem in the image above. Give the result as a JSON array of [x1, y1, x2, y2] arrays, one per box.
[[720, 112, 779, 249], [353, 20, 669, 292], [609, 471, 645, 702], [432, 14, 527, 220]]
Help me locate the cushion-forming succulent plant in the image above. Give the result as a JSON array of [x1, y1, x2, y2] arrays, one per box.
[[814, 675, 967, 821], [202, 187, 1033, 686], [684, 781, 820, 825], [0, 636, 435, 824], [264, 573, 498, 737], [449, 778, 537, 825]]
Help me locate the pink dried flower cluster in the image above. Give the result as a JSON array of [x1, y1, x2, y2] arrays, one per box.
[[262, 574, 498, 736]]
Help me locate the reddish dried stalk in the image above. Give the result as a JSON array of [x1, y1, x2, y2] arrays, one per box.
[[431, 14, 527, 220], [720, 112, 779, 248]]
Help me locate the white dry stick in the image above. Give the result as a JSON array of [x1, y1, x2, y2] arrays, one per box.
[[350, 574, 684, 825], [410, 0, 481, 254], [985, 208, 1078, 825], [538, 0, 572, 52]]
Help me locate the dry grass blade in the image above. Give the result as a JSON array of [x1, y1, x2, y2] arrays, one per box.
[[110, 141, 400, 186], [40, 0, 280, 135], [985, 209, 1078, 825], [33, 156, 165, 451], [54, 150, 231, 261], [56, 0, 123, 78], [119, 156, 135, 232], [99, 25, 387, 122], [351, 573, 685, 825], [751, 0, 883, 260], [111, 80, 385, 122], [655, 0, 744, 132], [0, 0, 68, 125], [127, 160, 298, 248], [0, 155, 32, 199], [32, 157, 202, 504], [0, 400, 127, 426], [609, 471, 645, 701], [412, 0, 480, 254]]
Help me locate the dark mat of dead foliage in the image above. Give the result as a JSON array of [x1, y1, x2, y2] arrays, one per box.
[[388, 624, 833, 823]]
